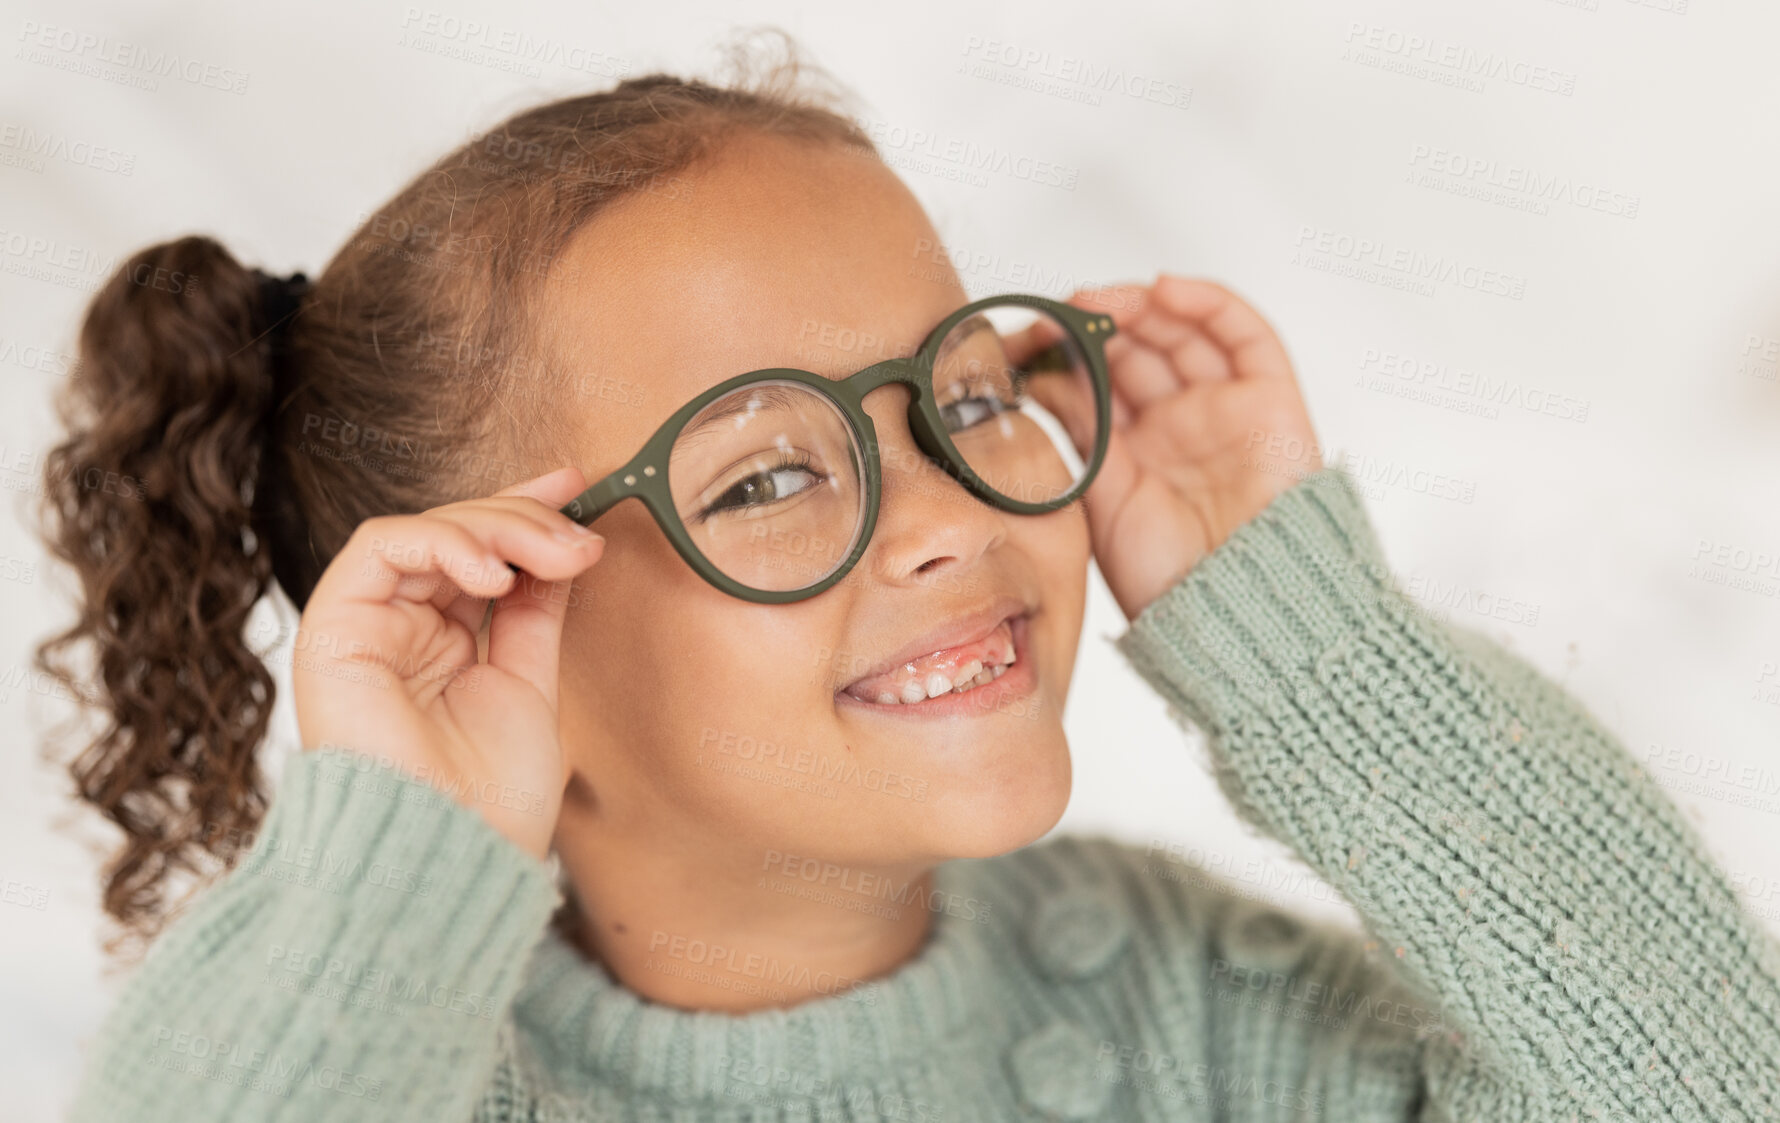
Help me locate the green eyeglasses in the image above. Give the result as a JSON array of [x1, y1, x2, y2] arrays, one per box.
[[556, 293, 1116, 603]]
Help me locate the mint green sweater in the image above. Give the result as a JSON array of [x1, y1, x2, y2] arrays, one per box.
[[68, 465, 1780, 1121]]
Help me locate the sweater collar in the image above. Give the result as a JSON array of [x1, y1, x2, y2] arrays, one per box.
[[511, 855, 1017, 1104]]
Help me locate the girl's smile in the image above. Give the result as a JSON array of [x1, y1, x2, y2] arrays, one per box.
[[837, 603, 1035, 714]]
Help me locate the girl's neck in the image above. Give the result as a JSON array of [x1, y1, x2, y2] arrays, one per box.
[[552, 821, 939, 1013]]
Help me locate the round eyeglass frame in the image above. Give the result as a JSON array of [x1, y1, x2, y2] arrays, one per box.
[[556, 292, 1117, 604]]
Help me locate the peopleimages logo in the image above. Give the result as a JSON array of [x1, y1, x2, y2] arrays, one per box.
[[13, 22, 250, 94], [396, 8, 630, 78], [1096, 1043, 1326, 1115], [958, 36, 1193, 109], [1209, 960, 1448, 1032], [1406, 144, 1639, 219], [1340, 22, 1577, 96], [1356, 346, 1591, 423], [147, 1026, 382, 1100], [760, 850, 993, 923], [1291, 225, 1527, 301], [264, 945, 500, 1019], [0, 123, 137, 175], [697, 726, 932, 801], [646, 929, 880, 1006]]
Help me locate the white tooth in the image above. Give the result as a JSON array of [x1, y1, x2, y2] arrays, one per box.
[[923, 671, 952, 698], [1005, 644, 1017, 665], [990, 663, 1008, 679], [901, 680, 928, 704], [972, 669, 994, 687], [955, 660, 983, 685], [875, 691, 900, 705]]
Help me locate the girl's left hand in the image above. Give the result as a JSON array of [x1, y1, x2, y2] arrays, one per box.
[[1051, 274, 1325, 621]]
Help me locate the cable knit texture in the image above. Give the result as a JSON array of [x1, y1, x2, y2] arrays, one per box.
[[67, 464, 1780, 1122]]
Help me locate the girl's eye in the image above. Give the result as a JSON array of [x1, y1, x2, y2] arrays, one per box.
[[932, 371, 1032, 437], [699, 455, 825, 519], [940, 391, 1018, 433], [936, 350, 1032, 434]]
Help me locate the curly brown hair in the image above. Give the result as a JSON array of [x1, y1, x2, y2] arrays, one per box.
[[32, 29, 878, 956]]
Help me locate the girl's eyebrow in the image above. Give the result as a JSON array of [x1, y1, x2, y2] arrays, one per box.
[[677, 383, 814, 448], [680, 310, 996, 446], [933, 313, 995, 369]]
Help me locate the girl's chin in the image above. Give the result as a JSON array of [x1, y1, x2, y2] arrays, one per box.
[[907, 741, 1073, 860]]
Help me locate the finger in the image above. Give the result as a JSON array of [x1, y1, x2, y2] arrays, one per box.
[[486, 543, 603, 709], [313, 514, 516, 609], [388, 466, 597, 597], [1149, 275, 1294, 382], [1101, 332, 1189, 408], [424, 505, 602, 583], [1114, 271, 1243, 388], [494, 465, 589, 507], [488, 466, 603, 572], [318, 506, 597, 611], [437, 582, 492, 638], [1126, 310, 1237, 386], [430, 471, 591, 625], [385, 567, 495, 636], [444, 469, 596, 543]]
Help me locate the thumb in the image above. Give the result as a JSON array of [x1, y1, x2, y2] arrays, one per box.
[[484, 470, 602, 710], [485, 540, 602, 712]]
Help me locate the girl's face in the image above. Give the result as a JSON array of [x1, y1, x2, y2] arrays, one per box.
[[541, 130, 1088, 871]]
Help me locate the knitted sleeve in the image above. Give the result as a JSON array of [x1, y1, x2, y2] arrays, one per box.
[[1114, 464, 1780, 1122], [66, 746, 561, 1123]]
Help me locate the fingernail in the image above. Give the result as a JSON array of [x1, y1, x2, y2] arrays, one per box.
[[552, 529, 597, 547]]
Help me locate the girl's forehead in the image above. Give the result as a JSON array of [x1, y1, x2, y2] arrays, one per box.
[[551, 134, 944, 310], [545, 149, 955, 348], [538, 137, 967, 475]]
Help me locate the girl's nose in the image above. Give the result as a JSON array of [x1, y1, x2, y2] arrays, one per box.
[[857, 389, 1007, 591]]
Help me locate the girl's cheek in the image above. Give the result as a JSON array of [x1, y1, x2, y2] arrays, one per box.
[[1029, 506, 1092, 579]]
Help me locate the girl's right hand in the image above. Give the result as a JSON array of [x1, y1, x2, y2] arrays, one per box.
[[289, 466, 603, 860], [1045, 275, 1323, 623]]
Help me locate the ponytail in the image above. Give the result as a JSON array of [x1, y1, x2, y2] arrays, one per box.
[[34, 235, 286, 952]]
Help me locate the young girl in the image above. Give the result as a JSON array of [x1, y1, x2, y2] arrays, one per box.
[[40, 53, 1780, 1123]]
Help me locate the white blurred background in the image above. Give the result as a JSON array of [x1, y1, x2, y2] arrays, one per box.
[[5, 0, 1780, 1117]]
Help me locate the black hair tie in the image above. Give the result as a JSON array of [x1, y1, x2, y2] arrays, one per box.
[[247, 268, 318, 609], [251, 267, 312, 378]]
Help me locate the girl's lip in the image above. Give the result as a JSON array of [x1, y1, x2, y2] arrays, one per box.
[[842, 595, 1030, 685], [835, 614, 1037, 718], [840, 616, 1015, 703]]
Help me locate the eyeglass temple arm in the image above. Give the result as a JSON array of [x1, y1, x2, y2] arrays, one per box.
[[558, 471, 633, 526]]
